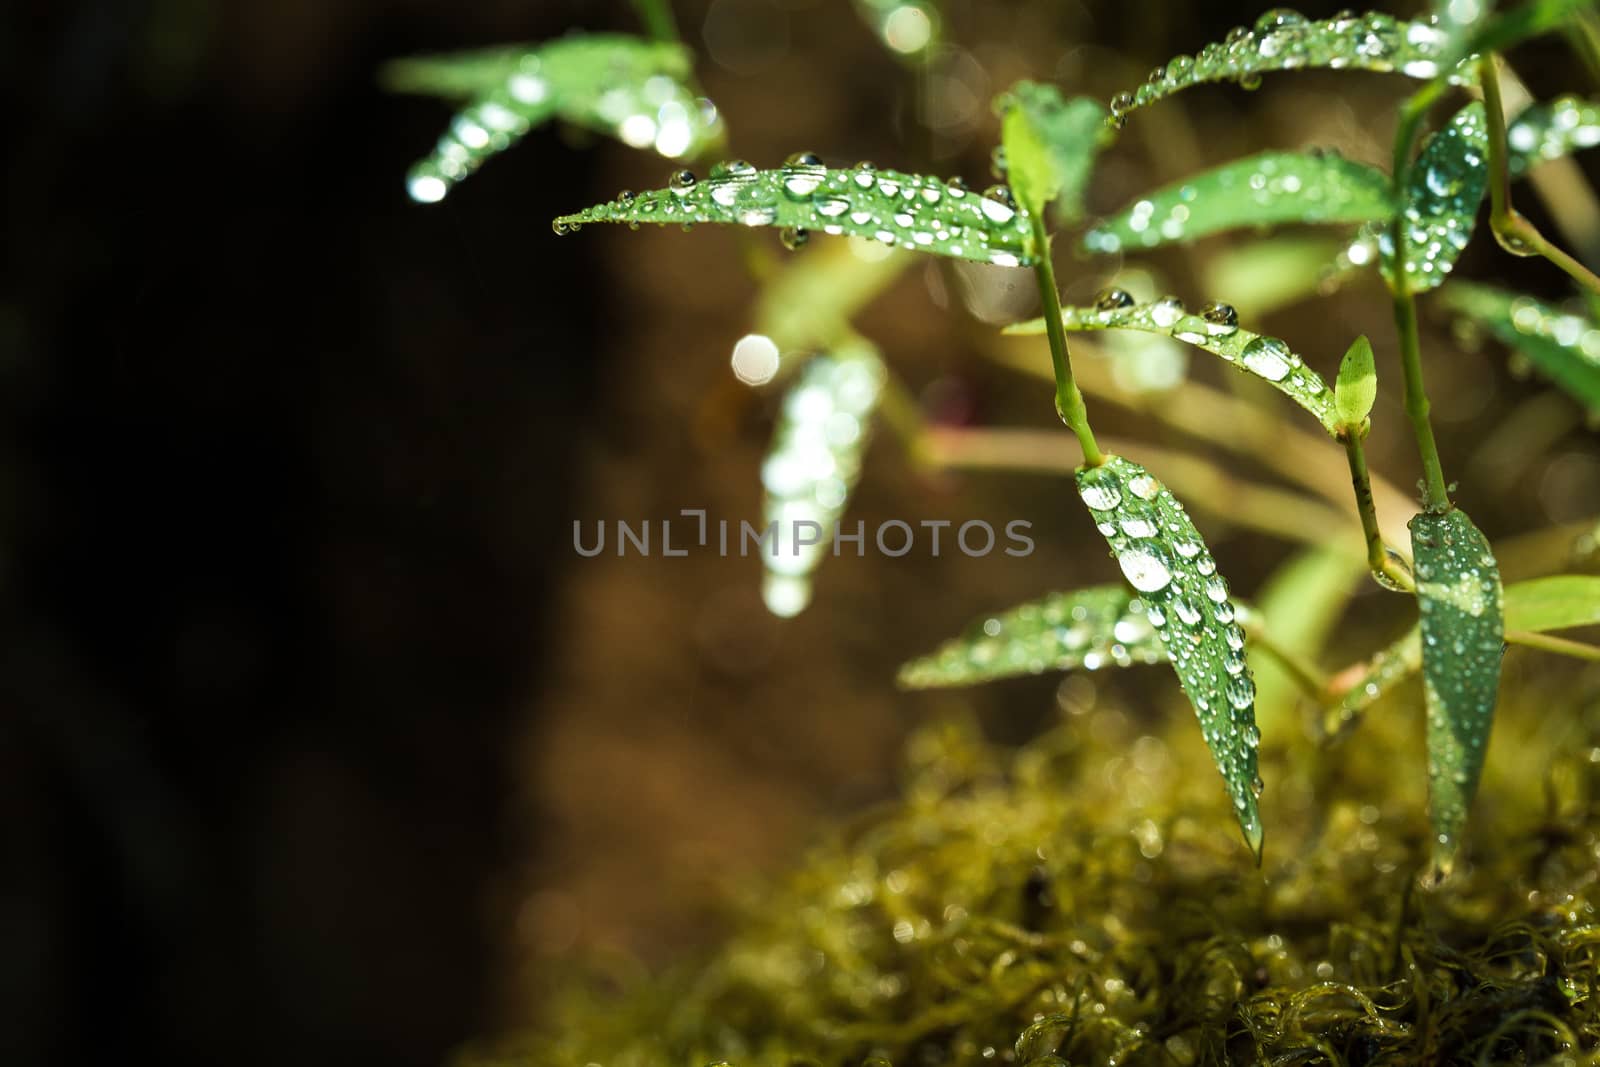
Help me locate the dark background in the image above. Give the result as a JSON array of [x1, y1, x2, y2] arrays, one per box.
[[4, 2, 1597, 1066]]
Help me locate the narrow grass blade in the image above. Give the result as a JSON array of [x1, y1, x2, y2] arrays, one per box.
[[853, 0, 939, 62], [896, 586, 1164, 688], [1005, 297, 1340, 434], [1507, 95, 1600, 176], [760, 342, 885, 617], [1379, 102, 1489, 292], [1075, 455, 1263, 856], [1437, 283, 1600, 416], [996, 83, 1110, 225], [555, 162, 1036, 267], [1084, 151, 1394, 254], [393, 35, 719, 203], [1410, 508, 1504, 880], [1110, 10, 1473, 124]]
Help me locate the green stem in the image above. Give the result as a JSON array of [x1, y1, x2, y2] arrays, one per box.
[[629, 0, 682, 43], [1342, 431, 1417, 592], [1030, 215, 1104, 467], [1479, 54, 1600, 298], [1389, 85, 1453, 514], [1239, 611, 1331, 697], [1505, 629, 1600, 663]]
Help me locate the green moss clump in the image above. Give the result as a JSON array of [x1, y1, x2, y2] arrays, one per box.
[[474, 670, 1600, 1066]]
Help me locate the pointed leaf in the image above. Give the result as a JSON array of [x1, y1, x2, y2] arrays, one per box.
[[1507, 95, 1600, 176], [1075, 455, 1263, 855], [1437, 283, 1600, 415], [1006, 297, 1340, 434], [393, 35, 721, 203], [897, 586, 1165, 689], [555, 163, 1037, 267], [1084, 151, 1394, 254], [1110, 10, 1473, 123], [1410, 508, 1504, 879], [1380, 102, 1489, 292], [759, 341, 885, 617], [997, 83, 1110, 225], [1336, 335, 1378, 428]]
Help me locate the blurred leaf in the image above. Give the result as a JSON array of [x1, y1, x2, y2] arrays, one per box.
[[853, 0, 939, 62], [1006, 296, 1340, 434], [1075, 456, 1263, 856], [1507, 95, 1600, 176], [390, 35, 720, 202], [1326, 625, 1423, 737], [1437, 283, 1600, 415], [754, 243, 912, 368], [555, 162, 1036, 267], [1379, 102, 1489, 292], [1249, 548, 1367, 734], [1084, 151, 1393, 255], [1206, 235, 1350, 315], [1410, 508, 1504, 879], [896, 585, 1165, 688], [1503, 574, 1600, 631], [760, 341, 886, 617], [1111, 10, 1472, 122], [997, 84, 1109, 225], [1472, 0, 1596, 54], [1336, 335, 1378, 428]]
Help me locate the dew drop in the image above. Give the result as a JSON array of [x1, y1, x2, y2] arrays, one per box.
[[1172, 315, 1209, 344], [1117, 546, 1173, 593], [785, 150, 823, 168], [1094, 287, 1135, 312], [780, 226, 810, 250], [669, 169, 697, 196], [1078, 479, 1122, 511], [1150, 296, 1185, 328], [1226, 674, 1256, 710], [1241, 336, 1292, 381], [1200, 301, 1239, 336]]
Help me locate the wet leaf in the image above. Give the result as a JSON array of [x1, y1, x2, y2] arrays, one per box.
[[1005, 297, 1340, 435], [554, 162, 1036, 267], [1502, 574, 1600, 632], [389, 35, 721, 203], [997, 83, 1110, 225], [896, 586, 1165, 689], [1084, 151, 1393, 255], [759, 341, 886, 617], [1410, 508, 1503, 879], [1379, 102, 1489, 292], [1437, 283, 1600, 415], [1110, 10, 1473, 124], [1335, 335, 1377, 428], [1507, 95, 1600, 177], [853, 0, 940, 62], [1075, 455, 1263, 856]]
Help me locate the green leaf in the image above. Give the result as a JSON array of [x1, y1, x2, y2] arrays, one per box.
[[554, 162, 1037, 267], [896, 585, 1165, 689], [391, 35, 721, 203], [853, 0, 939, 62], [1436, 283, 1600, 416], [1503, 574, 1600, 632], [1248, 548, 1366, 734], [1110, 10, 1473, 124], [997, 84, 1110, 225], [759, 341, 885, 617], [1083, 151, 1394, 255], [1075, 455, 1263, 856], [1410, 508, 1504, 880], [754, 243, 912, 366], [1507, 95, 1600, 176], [1335, 335, 1378, 428], [1005, 296, 1340, 435], [1206, 235, 1352, 316], [1380, 102, 1489, 292], [1472, 0, 1595, 55]]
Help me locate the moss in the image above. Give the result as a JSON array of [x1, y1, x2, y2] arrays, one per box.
[[472, 668, 1600, 1066]]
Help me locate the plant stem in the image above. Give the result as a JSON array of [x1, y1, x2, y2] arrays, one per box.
[[1479, 54, 1600, 297], [1504, 629, 1600, 663], [1342, 431, 1417, 592], [1388, 86, 1454, 514], [1029, 215, 1104, 467], [1239, 610, 1331, 697], [629, 0, 682, 43]]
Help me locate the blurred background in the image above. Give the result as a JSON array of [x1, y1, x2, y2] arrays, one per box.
[[3, 1, 1597, 1065]]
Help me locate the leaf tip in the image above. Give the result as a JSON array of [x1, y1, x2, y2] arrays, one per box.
[[1335, 334, 1377, 429]]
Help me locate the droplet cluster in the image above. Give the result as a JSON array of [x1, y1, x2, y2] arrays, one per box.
[[1506, 95, 1600, 177], [1410, 508, 1503, 879], [1109, 10, 1474, 126], [1008, 297, 1340, 434], [1438, 283, 1600, 416], [402, 36, 721, 203], [896, 585, 1165, 689], [1083, 150, 1394, 254], [760, 346, 886, 617], [1076, 456, 1263, 853], [1376, 102, 1487, 291], [554, 159, 1037, 267]]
